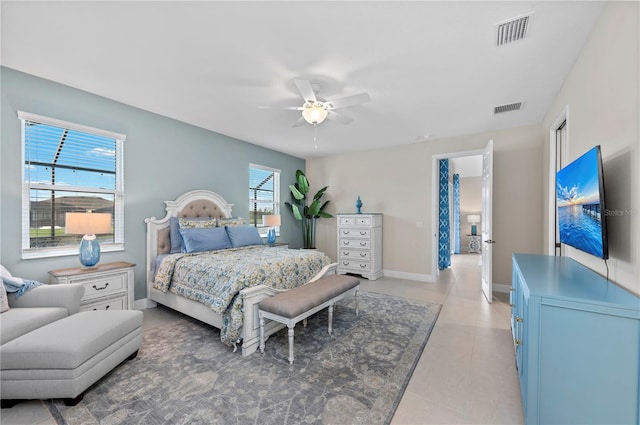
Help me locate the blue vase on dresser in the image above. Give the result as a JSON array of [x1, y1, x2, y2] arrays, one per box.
[[355, 196, 363, 214]]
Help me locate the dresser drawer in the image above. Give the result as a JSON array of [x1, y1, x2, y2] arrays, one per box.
[[80, 295, 126, 312], [339, 216, 372, 226], [339, 249, 370, 260], [339, 239, 371, 249], [339, 261, 371, 272], [76, 274, 126, 300], [339, 216, 356, 225], [339, 228, 371, 238]]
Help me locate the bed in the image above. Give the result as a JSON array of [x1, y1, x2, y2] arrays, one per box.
[[145, 189, 335, 356]]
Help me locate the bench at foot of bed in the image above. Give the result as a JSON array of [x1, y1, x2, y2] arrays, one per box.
[[258, 274, 360, 365]]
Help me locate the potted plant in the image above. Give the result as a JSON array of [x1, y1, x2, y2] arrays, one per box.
[[284, 169, 332, 249]]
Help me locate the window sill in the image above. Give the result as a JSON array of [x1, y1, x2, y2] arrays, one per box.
[[21, 243, 125, 260]]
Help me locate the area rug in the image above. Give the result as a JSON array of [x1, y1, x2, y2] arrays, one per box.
[[47, 291, 441, 425]]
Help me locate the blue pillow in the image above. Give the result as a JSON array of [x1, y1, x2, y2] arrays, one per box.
[[179, 227, 231, 253], [226, 225, 264, 248], [169, 217, 182, 253]]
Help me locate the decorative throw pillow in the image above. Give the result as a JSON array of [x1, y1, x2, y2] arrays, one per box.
[[1, 283, 9, 313], [179, 227, 232, 253], [226, 225, 264, 248], [217, 217, 246, 227], [178, 217, 218, 229]]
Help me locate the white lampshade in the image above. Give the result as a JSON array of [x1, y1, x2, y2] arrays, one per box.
[[467, 214, 481, 224], [302, 103, 328, 125], [66, 212, 112, 235], [263, 214, 281, 227]]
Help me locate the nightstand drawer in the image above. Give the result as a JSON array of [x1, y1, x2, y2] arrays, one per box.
[[80, 295, 126, 311], [78, 274, 126, 300]]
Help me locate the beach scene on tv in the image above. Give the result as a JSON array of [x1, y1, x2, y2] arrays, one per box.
[[556, 147, 606, 259]]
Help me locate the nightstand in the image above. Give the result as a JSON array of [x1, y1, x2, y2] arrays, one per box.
[[467, 235, 482, 253], [49, 262, 135, 311]]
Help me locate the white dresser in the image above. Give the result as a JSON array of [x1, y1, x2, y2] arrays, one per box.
[[336, 213, 383, 280], [49, 261, 135, 311]]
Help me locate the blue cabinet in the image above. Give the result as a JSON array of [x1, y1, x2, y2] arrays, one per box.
[[512, 254, 640, 424]]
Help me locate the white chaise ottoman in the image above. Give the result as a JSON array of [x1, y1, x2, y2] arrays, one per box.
[[1, 310, 143, 406]]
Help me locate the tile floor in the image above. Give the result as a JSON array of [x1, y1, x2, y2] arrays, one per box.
[[1, 253, 524, 424]]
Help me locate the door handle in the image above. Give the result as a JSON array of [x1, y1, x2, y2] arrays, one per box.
[[484, 239, 496, 244]]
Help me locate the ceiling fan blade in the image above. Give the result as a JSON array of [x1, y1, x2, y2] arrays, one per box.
[[326, 111, 353, 125], [325, 92, 370, 109], [292, 116, 306, 127], [258, 105, 303, 110], [294, 79, 317, 103]]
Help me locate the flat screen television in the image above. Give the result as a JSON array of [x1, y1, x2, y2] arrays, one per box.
[[556, 145, 608, 259]]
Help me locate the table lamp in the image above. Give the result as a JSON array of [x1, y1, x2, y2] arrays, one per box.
[[65, 212, 112, 267], [263, 214, 281, 245], [467, 214, 481, 236]]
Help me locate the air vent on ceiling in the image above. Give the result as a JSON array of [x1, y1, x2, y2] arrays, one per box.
[[494, 102, 524, 114], [496, 14, 531, 46]]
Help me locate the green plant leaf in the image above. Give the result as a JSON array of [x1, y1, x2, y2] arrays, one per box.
[[313, 186, 328, 202], [290, 204, 303, 220], [289, 184, 304, 200], [296, 170, 309, 195]]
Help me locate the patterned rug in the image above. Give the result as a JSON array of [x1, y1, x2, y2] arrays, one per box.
[[47, 291, 441, 425]]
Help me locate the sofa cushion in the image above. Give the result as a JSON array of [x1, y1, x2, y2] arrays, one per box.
[[0, 310, 143, 370], [0, 307, 68, 345]]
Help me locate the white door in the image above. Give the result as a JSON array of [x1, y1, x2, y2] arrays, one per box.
[[481, 140, 494, 303]]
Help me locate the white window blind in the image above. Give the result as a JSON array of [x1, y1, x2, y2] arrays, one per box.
[[249, 164, 280, 235], [20, 111, 125, 258]]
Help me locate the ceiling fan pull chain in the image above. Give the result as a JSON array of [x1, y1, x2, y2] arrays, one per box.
[[313, 123, 318, 150]]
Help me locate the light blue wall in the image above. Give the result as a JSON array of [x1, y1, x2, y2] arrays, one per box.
[[0, 67, 305, 301]]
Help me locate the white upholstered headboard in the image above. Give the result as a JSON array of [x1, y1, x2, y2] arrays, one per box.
[[144, 190, 234, 289]]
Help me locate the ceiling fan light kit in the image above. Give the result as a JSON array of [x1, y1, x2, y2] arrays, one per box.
[[302, 102, 328, 125]]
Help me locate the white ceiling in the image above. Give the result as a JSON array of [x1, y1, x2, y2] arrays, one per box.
[[0, 1, 605, 159]]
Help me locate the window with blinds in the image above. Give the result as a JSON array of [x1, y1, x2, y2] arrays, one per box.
[[249, 164, 280, 235], [20, 111, 126, 258]]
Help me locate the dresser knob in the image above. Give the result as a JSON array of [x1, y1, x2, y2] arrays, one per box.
[[516, 317, 523, 323], [343, 241, 350, 245], [93, 283, 109, 291], [360, 231, 366, 235], [343, 251, 349, 256], [360, 253, 366, 257], [343, 231, 350, 235], [360, 242, 366, 246]]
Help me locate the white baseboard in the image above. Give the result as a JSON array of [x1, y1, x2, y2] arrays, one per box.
[[382, 269, 435, 282]]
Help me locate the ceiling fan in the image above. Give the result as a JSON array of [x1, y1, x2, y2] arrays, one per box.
[[261, 79, 370, 127]]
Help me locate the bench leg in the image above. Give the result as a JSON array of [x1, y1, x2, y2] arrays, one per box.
[[328, 304, 334, 335], [288, 326, 295, 365], [259, 315, 265, 354]]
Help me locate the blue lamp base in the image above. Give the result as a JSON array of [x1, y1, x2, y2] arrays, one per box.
[[471, 224, 477, 236], [79, 235, 101, 268], [266, 228, 276, 245]]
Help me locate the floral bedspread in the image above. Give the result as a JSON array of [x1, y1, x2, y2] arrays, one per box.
[[153, 246, 331, 346]]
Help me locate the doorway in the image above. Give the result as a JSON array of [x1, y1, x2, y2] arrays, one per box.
[[432, 142, 493, 302]]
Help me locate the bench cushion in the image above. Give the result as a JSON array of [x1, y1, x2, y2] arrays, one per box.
[[1, 310, 143, 370], [259, 275, 360, 319]]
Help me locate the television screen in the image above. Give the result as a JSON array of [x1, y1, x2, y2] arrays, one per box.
[[556, 145, 608, 259]]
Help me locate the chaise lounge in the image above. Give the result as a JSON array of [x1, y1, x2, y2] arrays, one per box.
[[1, 283, 143, 407]]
